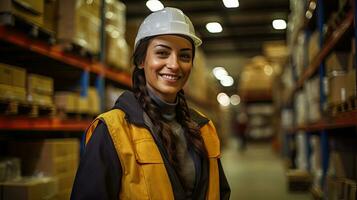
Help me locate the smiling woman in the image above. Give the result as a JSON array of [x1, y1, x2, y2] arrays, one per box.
[[143, 35, 193, 102], [71, 7, 230, 200]]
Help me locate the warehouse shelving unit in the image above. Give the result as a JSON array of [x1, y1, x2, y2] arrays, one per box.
[[0, 25, 132, 131], [284, 0, 357, 198], [0, 26, 131, 88]]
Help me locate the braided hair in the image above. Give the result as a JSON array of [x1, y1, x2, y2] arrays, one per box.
[[132, 36, 208, 170]]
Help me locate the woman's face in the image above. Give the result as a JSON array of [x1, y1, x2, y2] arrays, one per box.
[[143, 35, 193, 103]]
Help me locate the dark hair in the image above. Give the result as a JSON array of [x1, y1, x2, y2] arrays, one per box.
[[132, 36, 207, 171]]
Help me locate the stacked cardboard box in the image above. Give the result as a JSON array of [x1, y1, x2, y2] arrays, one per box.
[[0, 177, 58, 200], [105, 1, 130, 71], [27, 74, 54, 106], [0, 0, 44, 27], [0, 157, 21, 182], [74, 0, 101, 55], [7, 139, 80, 199], [55, 92, 79, 114], [55, 87, 101, 116], [0, 63, 26, 102]]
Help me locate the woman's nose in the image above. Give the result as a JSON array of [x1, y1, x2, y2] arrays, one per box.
[[167, 54, 179, 70]]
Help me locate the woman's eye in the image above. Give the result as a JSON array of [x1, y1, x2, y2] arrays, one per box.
[[156, 51, 169, 56], [181, 54, 192, 60]]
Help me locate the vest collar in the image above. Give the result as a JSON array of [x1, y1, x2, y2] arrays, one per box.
[[113, 91, 209, 127]]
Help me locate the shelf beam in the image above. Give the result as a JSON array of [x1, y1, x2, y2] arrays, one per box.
[[293, 110, 357, 132], [0, 116, 91, 131]]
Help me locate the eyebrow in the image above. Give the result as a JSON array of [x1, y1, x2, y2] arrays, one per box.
[[154, 44, 192, 52]]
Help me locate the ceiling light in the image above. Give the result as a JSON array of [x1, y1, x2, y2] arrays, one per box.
[[146, 0, 164, 12], [264, 65, 273, 76], [309, 1, 316, 10], [230, 94, 241, 105], [222, 0, 239, 8], [212, 67, 228, 80], [305, 10, 313, 19], [206, 22, 223, 33], [272, 19, 287, 30], [220, 75, 234, 87], [217, 93, 230, 106]]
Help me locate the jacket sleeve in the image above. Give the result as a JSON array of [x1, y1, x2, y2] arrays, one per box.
[[71, 122, 121, 200], [218, 159, 231, 200]]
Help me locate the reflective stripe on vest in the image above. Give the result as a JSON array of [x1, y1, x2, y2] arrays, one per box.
[[86, 109, 221, 200]]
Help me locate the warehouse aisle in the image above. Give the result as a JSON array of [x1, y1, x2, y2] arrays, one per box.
[[221, 140, 312, 200]]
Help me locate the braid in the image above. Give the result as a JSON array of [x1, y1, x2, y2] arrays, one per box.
[[176, 90, 208, 157], [132, 67, 180, 169]]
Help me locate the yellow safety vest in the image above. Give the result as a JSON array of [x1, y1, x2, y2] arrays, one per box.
[[86, 109, 221, 200]]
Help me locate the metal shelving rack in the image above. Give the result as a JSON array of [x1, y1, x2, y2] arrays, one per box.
[[285, 0, 357, 198]]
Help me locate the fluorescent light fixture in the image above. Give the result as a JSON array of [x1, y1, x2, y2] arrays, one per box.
[[264, 65, 273, 76], [206, 22, 223, 33], [220, 75, 234, 87], [230, 94, 241, 105], [309, 1, 316, 10], [222, 0, 239, 8], [146, 0, 164, 12], [217, 93, 230, 106], [272, 19, 287, 30], [305, 11, 313, 19], [212, 67, 228, 80]]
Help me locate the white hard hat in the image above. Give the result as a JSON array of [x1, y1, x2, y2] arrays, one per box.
[[134, 7, 202, 49]]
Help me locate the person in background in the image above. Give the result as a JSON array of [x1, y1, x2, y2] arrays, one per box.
[[71, 7, 230, 200]]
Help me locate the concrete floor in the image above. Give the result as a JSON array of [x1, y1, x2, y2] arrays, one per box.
[[221, 139, 312, 200]]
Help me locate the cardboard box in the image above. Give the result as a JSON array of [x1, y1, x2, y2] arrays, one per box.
[[0, 0, 44, 26], [57, 0, 76, 42], [1, 177, 58, 200], [328, 71, 348, 105], [27, 74, 54, 95], [77, 0, 101, 18], [106, 0, 126, 34], [326, 52, 350, 74], [55, 92, 78, 113], [74, 5, 100, 54], [7, 139, 80, 176], [28, 93, 53, 106], [78, 96, 89, 114], [347, 68, 356, 98], [0, 63, 26, 88], [56, 172, 76, 192], [56, 189, 72, 200], [308, 31, 320, 64], [106, 32, 130, 71], [0, 157, 21, 182], [0, 84, 27, 102], [42, 0, 57, 34], [88, 87, 100, 115]]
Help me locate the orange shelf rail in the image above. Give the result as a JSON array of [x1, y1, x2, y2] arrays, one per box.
[[0, 116, 91, 131], [285, 10, 353, 105], [0, 26, 131, 87], [293, 110, 357, 132]]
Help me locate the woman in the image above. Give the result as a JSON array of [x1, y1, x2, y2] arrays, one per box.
[[71, 7, 230, 200]]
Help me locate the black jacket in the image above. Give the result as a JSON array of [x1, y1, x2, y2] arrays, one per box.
[[71, 91, 230, 200]]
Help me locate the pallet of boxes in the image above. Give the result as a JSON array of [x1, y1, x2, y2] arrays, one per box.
[[0, 63, 54, 117], [0, 139, 80, 200], [55, 87, 101, 119]]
